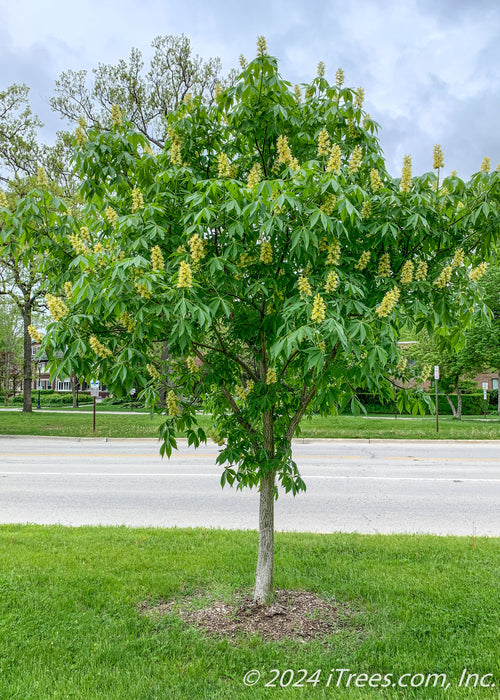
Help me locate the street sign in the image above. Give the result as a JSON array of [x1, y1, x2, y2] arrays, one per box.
[[482, 382, 488, 390], [434, 365, 439, 380], [90, 381, 100, 398]]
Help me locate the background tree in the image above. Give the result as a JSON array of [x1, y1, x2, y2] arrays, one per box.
[[0, 299, 23, 404], [43, 40, 500, 602]]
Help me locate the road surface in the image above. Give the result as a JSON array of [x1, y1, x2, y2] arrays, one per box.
[[0, 436, 498, 535]]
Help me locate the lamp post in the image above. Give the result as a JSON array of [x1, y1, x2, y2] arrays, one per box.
[[37, 361, 41, 410]]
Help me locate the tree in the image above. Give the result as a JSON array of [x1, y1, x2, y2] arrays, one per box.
[[0, 299, 23, 404], [42, 39, 500, 602]]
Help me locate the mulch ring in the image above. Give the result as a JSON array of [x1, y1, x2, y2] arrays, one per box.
[[139, 589, 362, 642]]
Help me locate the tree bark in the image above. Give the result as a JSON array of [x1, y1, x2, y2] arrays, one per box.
[[498, 371, 500, 415], [254, 409, 276, 604], [22, 308, 32, 412]]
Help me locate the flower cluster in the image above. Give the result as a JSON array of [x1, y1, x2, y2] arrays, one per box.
[[326, 239, 341, 266], [396, 356, 408, 374], [320, 194, 337, 215], [186, 356, 199, 374], [45, 293, 68, 320], [105, 207, 118, 225], [361, 201, 372, 219], [239, 54, 247, 69], [151, 245, 164, 271], [326, 144, 342, 173], [481, 157, 491, 173], [120, 312, 135, 333], [235, 385, 247, 401], [335, 67, 345, 87], [177, 260, 193, 288], [266, 368, 277, 385], [260, 240, 273, 264], [257, 36, 267, 56], [376, 286, 400, 317], [63, 282, 73, 298], [89, 335, 113, 358], [217, 153, 231, 178], [166, 390, 179, 416], [317, 127, 331, 157], [135, 282, 152, 299], [75, 116, 87, 147], [168, 128, 182, 166], [378, 252, 391, 277], [247, 163, 262, 190], [363, 114, 371, 130], [111, 104, 122, 126], [293, 84, 302, 102], [400, 155, 412, 193], [421, 364, 432, 382], [348, 145, 363, 174], [452, 248, 465, 268], [355, 251, 371, 271], [28, 325, 44, 343], [37, 167, 48, 188], [311, 294, 326, 323], [317, 61, 325, 77], [400, 260, 414, 285], [354, 87, 365, 109], [276, 135, 299, 170], [433, 144, 444, 170], [434, 265, 453, 289], [147, 363, 160, 380], [0, 191, 8, 208], [370, 169, 383, 193], [298, 275, 312, 297], [94, 242, 105, 255], [415, 260, 428, 281], [325, 270, 339, 292], [131, 188, 144, 213], [469, 262, 488, 282], [68, 232, 87, 255], [189, 233, 206, 263]]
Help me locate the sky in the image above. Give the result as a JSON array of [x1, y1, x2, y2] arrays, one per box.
[[1, 0, 499, 178]]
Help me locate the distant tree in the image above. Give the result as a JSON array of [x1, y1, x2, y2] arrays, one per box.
[[43, 40, 500, 602], [0, 300, 23, 404]]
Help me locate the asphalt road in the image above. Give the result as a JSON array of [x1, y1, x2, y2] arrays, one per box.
[[0, 436, 499, 535]]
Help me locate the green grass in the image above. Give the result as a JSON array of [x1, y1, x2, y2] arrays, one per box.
[[1, 410, 500, 440], [0, 525, 498, 698]]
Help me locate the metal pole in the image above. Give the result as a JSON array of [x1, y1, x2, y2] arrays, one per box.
[[37, 364, 41, 410], [435, 378, 439, 433], [93, 396, 96, 432]]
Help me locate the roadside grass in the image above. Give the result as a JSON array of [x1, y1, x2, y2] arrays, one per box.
[[0, 525, 497, 699], [1, 410, 500, 440]]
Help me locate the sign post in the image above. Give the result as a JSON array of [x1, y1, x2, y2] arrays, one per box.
[[90, 381, 100, 433], [482, 382, 488, 418], [434, 366, 440, 433]]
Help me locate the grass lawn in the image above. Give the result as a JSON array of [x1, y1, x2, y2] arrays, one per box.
[[1, 410, 500, 440], [0, 525, 498, 699]]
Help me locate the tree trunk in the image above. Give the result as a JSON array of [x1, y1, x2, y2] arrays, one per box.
[[22, 308, 32, 413], [444, 392, 457, 418], [254, 409, 276, 604], [455, 377, 462, 420], [498, 371, 500, 415], [72, 374, 77, 408]]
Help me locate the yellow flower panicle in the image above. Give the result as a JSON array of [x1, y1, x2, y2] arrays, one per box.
[[320, 194, 337, 215], [235, 385, 247, 402], [348, 145, 363, 174], [257, 36, 267, 56], [37, 167, 48, 188], [45, 293, 68, 321], [63, 281, 73, 298], [293, 85, 302, 103], [400, 155, 412, 193], [0, 191, 9, 208], [421, 364, 432, 382], [260, 240, 273, 264], [266, 368, 277, 385], [135, 282, 152, 299], [276, 135, 299, 170], [354, 87, 365, 109], [434, 265, 453, 289], [247, 163, 262, 190], [120, 312, 135, 333], [177, 260, 193, 289], [376, 286, 400, 317], [246, 380, 254, 393], [378, 252, 391, 277], [68, 233, 87, 255], [326, 144, 342, 173], [186, 356, 199, 374], [75, 123, 86, 148], [168, 128, 182, 166], [28, 325, 44, 343], [433, 144, 444, 170], [151, 245, 164, 271], [166, 390, 179, 416], [89, 335, 113, 359], [415, 260, 428, 281], [481, 157, 491, 173], [396, 357, 408, 374], [361, 201, 372, 219], [362, 114, 371, 129], [80, 226, 90, 242], [317, 128, 331, 157], [105, 207, 118, 225], [452, 248, 464, 268], [111, 104, 122, 126], [370, 169, 383, 193], [355, 251, 371, 271], [189, 233, 206, 263], [147, 363, 161, 381], [217, 153, 231, 178], [305, 86, 314, 100], [298, 275, 312, 297], [400, 260, 414, 285], [335, 67, 345, 87], [326, 239, 341, 266], [311, 294, 326, 323], [94, 242, 105, 255], [239, 54, 247, 69], [325, 270, 339, 293], [469, 262, 488, 282], [131, 188, 144, 213], [317, 61, 325, 78], [318, 341, 326, 353]]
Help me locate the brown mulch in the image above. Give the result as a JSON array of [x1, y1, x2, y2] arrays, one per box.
[[139, 589, 360, 642]]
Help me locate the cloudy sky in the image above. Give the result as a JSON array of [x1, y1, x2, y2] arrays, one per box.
[[1, 0, 499, 178]]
